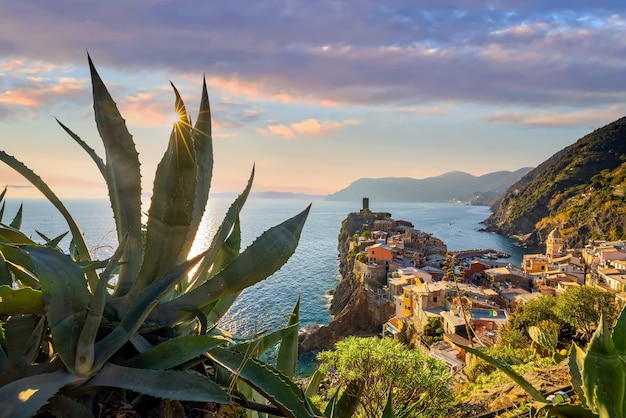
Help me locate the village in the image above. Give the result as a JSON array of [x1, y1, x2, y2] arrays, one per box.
[[348, 198, 626, 375]]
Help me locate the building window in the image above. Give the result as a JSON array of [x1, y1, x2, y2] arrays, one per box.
[[433, 296, 438, 303]]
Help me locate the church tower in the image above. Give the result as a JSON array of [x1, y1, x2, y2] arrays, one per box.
[[546, 228, 564, 258]]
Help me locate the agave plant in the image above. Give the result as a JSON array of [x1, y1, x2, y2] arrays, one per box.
[[462, 304, 626, 418], [0, 55, 321, 417]]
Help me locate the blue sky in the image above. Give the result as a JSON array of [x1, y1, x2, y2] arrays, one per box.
[[1, 1, 626, 198]]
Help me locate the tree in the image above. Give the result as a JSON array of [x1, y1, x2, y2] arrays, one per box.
[[317, 336, 454, 417], [554, 285, 620, 341], [499, 295, 561, 348]]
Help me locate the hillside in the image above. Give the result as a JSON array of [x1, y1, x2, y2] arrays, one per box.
[[483, 116, 626, 248], [325, 168, 532, 203]]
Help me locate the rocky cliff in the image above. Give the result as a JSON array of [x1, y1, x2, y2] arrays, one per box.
[[299, 209, 394, 353], [483, 116, 626, 248]]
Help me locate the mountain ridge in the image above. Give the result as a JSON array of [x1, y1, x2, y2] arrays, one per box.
[[325, 168, 533, 203]]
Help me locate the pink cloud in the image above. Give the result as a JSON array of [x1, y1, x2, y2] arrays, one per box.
[[486, 105, 624, 127], [257, 118, 358, 140], [0, 76, 86, 107]]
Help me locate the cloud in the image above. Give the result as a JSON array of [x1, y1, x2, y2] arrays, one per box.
[[257, 118, 359, 140], [486, 105, 625, 127], [1, 2, 626, 109]]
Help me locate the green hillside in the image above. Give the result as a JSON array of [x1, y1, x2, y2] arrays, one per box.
[[483, 117, 626, 248]]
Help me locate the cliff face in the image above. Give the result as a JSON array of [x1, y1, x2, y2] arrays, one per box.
[[299, 209, 393, 353], [483, 117, 626, 248]]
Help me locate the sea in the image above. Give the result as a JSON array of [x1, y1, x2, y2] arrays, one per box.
[[3, 197, 535, 375]]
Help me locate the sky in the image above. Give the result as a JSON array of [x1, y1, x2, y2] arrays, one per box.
[[2, 1, 626, 199]]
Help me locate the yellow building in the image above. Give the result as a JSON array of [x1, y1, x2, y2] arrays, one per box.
[[546, 228, 564, 258]]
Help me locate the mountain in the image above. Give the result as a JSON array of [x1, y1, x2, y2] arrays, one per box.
[[210, 191, 325, 200], [483, 117, 626, 248], [324, 168, 532, 203]]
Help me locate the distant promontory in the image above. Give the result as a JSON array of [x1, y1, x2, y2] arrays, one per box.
[[324, 169, 532, 204]]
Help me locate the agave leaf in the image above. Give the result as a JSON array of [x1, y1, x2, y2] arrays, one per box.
[[37, 231, 68, 249], [0, 186, 6, 205], [24, 246, 90, 374], [5, 260, 39, 288], [188, 166, 254, 291], [158, 205, 310, 325], [461, 344, 548, 403], [4, 314, 45, 367], [0, 285, 44, 315], [569, 344, 588, 408], [382, 388, 394, 418], [0, 250, 12, 286], [305, 368, 325, 399], [47, 394, 95, 418], [131, 83, 196, 300], [0, 151, 97, 289], [0, 369, 77, 418], [232, 324, 299, 358], [8, 204, 22, 230], [88, 55, 142, 297], [0, 226, 36, 245], [612, 304, 626, 359], [276, 297, 300, 379], [123, 334, 225, 370], [208, 347, 316, 418], [0, 346, 7, 373], [85, 362, 230, 404], [180, 76, 213, 260], [75, 235, 126, 377], [325, 380, 362, 418], [56, 118, 106, 177], [93, 250, 208, 371], [0, 201, 4, 224]]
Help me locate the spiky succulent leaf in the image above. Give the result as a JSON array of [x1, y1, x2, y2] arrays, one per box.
[[305, 368, 324, 399], [75, 235, 126, 377], [4, 315, 45, 368], [180, 77, 213, 259], [5, 260, 39, 288], [23, 246, 89, 374], [612, 304, 626, 359], [85, 362, 230, 403], [0, 226, 36, 245], [461, 344, 547, 403], [88, 55, 142, 297], [0, 286, 44, 315], [232, 324, 299, 358], [208, 347, 317, 418], [276, 297, 300, 378], [528, 325, 556, 352], [158, 205, 310, 325], [47, 394, 94, 418], [0, 151, 97, 288], [0, 369, 77, 418], [56, 118, 106, 177], [94, 250, 208, 371], [188, 166, 254, 291], [123, 334, 225, 370], [130, 83, 197, 300], [569, 344, 588, 408], [37, 231, 68, 249], [0, 250, 12, 286], [582, 316, 624, 417], [8, 204, 22, 230], [325, 380, 362, 418]]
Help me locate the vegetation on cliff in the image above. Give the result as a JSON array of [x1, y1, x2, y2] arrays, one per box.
[[483, 117, 626, 248]]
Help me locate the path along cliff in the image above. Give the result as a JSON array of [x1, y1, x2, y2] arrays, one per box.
[[298, 209, 394, 353]]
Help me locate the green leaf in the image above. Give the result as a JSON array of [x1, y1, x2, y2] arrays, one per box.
[[569, 344, 588, 408], [56, 118, 106, 177], [0, 226, 36, 245], [232, 324, 299, 358], [47, 394, 95, 418], [276, 297, 300, 379], [0, 370, 77, 418], [94, 250, 208, 371], [325, 380, 362, 418], [5, 260, 39, 288], [158, 205, 310, 325], [24, 246, 89, 374], [0, 250, 13, 286], [84, 362, 230, 404], [0, 151, 97, 289], [188, 166, 254, 291], [39, 231, 68, 249], [88, 55, 142, 297], [461, 344, 548, 403], [8, 204, 22, 230], [209, 347, 316, 418], [75, 235, 126, 377], [305, 368, 324, 399], [612, 304, 626, 358], [382, 388, 394, 418], [123, 334, 225, 370], [0, 286, 44, 315], [4, 314, 45, 368], [180, 76, 213, 261], [131, 82, 196, 299]]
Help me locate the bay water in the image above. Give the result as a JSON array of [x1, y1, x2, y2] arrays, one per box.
[[3, 197, 532, 373]]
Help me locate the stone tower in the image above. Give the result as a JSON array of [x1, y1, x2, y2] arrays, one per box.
[[546, 228, 564, 258]]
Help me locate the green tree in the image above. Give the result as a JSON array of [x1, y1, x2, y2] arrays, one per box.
[[499, 295, 561, 348], [554, 285, 620, 341], [317, 336, 454, 417]]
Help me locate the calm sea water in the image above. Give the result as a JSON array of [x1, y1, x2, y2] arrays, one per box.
[[3, 197, 532, 373]]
